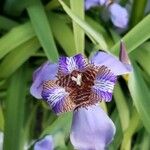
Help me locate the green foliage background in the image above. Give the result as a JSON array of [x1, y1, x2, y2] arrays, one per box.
[[0, 0, 150, 149]]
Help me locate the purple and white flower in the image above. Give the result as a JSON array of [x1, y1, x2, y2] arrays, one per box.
[[30, 42, 132, 149], [85, 0, 129, 28]]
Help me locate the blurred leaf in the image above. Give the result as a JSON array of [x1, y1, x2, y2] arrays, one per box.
[[27, 0, 59, 61], [131, 42, 150, 76], [41, 113, 72, 149], [130, 0, 147, 26], [140, 131, 150, 150], [45, 0, 69, 10], [0, 15, 19, 31], [114, 83, 130, 132], [128, 62, 150, 133], [109, 109, 123, 150], [70, 0, 85, 54], [58, 0, 108, 50], [0, 38, 40, 79], [0, 106, 4, 131], [48, 13, 76, 56], [3, 65, 27, 150], [121, 108, 140, 150], [0, 22, 34, 59], [4, 0, 27, 16], [112, 14, 150, 54], [41, 113, 72, 136], [85, 16, 113, 47]]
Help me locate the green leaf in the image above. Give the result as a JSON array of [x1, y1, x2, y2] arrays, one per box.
[[0, 106, 4, 131], [0, 15, 19, 31], [48, 12, 76, 56], [130, 0, 147, 26], [4, 0, 27, 16], [112, 14, 150, 54], [58, 0, 107, 50], [27, 0, 59, 61], [0, 38, 40, 79], [114, 83, 130, 131], [3, 65, 27, 150], [128, 62, 150, 133], [0, 22, 34, 59], [121, 108, 141, 150], [70, 0, 85, 54], [131, 42, 150, 76]]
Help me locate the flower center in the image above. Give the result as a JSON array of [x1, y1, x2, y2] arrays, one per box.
[[71, 73, 82, 86], [56, 65, 99, 108]]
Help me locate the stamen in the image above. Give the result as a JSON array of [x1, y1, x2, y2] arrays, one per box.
[[71, 74, 82, 86]]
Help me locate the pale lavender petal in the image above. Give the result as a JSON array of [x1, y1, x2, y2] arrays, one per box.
[[58, 54, 87, 76], [108, 3, 128, 28], [85, 0, 99, 10], [34, 135, 54, 150], [42, 81, 76, 114], [30, 62, 58, 99], [90, 51, 132, 75], [70, 105, 116, 150], [99, 0, 107, 5], [92, 66, 117, 102]]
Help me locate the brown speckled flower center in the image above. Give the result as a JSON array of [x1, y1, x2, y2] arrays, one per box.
[[56, 65, 99, 107]]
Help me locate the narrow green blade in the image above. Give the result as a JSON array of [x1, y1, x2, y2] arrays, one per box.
[[128, 62, 150, 133], [112, 14, 150, 54], [27, 0, 59, 61], [58, 0, 107, 50], [0, 38, 40, 79], [0, 22, 34, 59], [3, 65, 27, 150], [70, 0, 85, 54]]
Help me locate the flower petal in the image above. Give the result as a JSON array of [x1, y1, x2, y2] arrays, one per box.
[[70, 105, 116, 150], [92, 66, 117, 102], [108, 3, 128, 28], [42, 81, 76, 114], [90, 51, 132, 75], [34, 135, 54, 150], [30, 62, 58, 99], [85, 0, 99, 10], [58, 54, 87, 76]]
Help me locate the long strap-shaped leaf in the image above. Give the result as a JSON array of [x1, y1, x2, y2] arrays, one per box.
[[58, 0, 107, 50], [3, 65, 27, 150], [112, 14, 150, 54], [128, 62, 150, 133], [70, 0, 85, 54], [27, 0, 59, 61]]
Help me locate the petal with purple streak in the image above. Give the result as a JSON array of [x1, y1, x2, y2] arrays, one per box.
[[58, 54, 87, 76], [92, 66, 117, 102], [90, 51, 132, 75], [34, 135, 54, 150], [30, 62, 58, 99], [42, 81, 76, 114], [70, 105, 116, 150]]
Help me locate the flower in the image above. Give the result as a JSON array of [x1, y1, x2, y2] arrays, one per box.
[[34, 135, 54, 150], [85, 0, 129, 28], [70, 105, 116, 149], [85, 0, 106, 10], [108, 3, 128, 28], [30, 42, 132, 149]]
